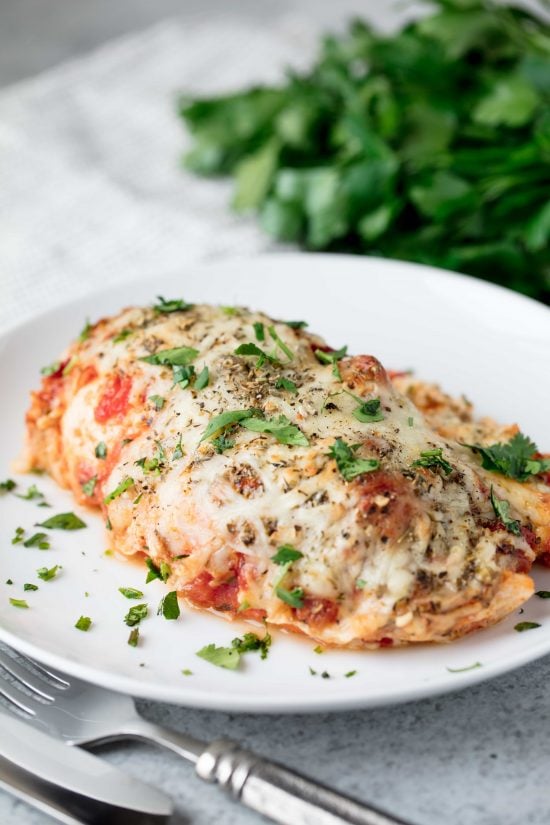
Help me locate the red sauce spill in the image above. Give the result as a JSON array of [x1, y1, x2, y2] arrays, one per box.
[[94, 373, 132, 423]]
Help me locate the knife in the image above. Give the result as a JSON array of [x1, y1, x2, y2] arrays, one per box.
[[0, 711, 173, 824]]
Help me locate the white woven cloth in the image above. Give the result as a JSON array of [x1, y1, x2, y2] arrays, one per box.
[[0, 3, 414, 334]]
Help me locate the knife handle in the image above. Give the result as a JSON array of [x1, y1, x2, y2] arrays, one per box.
[[196, 738, 412, 825]]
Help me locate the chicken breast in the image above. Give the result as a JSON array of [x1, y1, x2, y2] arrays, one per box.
[[21, 301, 550, 647]]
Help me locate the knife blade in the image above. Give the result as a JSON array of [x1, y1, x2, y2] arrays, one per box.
[[0, 711, 172, 824]]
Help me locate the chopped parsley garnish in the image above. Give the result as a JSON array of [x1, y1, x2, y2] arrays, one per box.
[[142, 346, 198, 367], [356, 578, 366, 589], [200, 409, 255, 443], [328, 438, 379, 481], [95, 442, 107, 459], [75, 616, 92, 631], [127, 628, 140, 647], [242, 414, 309, 447], [321, 671, 331, 679], [0, 479, 16, 494], [23, 532, 50, 550], [172, 364, 196, 389], [182, 668, 193, 676], [149, 394, 165, 410], [446, 662, 482, 673], [37, 512, 86, 530], [196, 643, 240, 670], [157, 591, 180, 620], [412, 448, 453, 475], [5, 579, 13, 585], [284, 320, 308, 329], [16, 484, 46, 502], [212, 434, 235, 454], [37, 565, 60, 581], [153, 295, 193, 313], [271, 545, 303, 565], [314, 346, 347, 379], [119, 587, 144, 600], [104, 478, 134, 505], [309, 666, 317, 676], [11, 527, 24, 545], [124, 604, 148, 627], [313, 645, 324, 654], [514, 621, 541, 632], [490, 486, 521, 536], [344, 392, 384, 423], [78, 319, 92, 342], [535, 591, 550, 599], [275, 585, 304, 608], [41, 361, 61, 377], [196, 631, 271, 670], [221, 306, 238, 316], [135, 455, 163, 476], [253, 322, 265, 342], [10, 598, 29, 609], [268, 325, 293, 360], [173, 434, 185, 460], [81, 476, 97, 498], [113, 328, 133, 344], [145, 558, 171, 584], [466, 432, 550, 482], [194, 366, 210, 390], [275, 376, 298, 395], [408, 417, 414, 427], [345, 670, 357, 678], [24, 583, 38, 592], [234, 342, 280, 368]]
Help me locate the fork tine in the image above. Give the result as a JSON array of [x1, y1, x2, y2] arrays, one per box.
[[0, 650, 54, 701], [0, 680, 38, 717], [0, 643, 69, 688]]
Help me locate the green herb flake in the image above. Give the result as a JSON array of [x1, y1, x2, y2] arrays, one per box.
[[37, 565, 60, 581], [23, 583, 38, 592], [104, 478, 134, 505], [81, 476, 97, 498], [284, 321, 308, 330], [466, 433, 550, 482], [275, 585, 304, 608], [173, 434, 185, 460], [232, 631, 272, 660], [408, 417, 414, 427], [271, 545, 303, 565], [128, 628, 140, 647], [194, 366, 210, 390], [253, 322, 265, 342], [309, 666, 317, 676], [149, 395, 166, 410], [412, 448, 453, 476], [196, 643, 241, 670], [78, 319, 92, 342], [328, 438, 379, 481], [23, 533, 50, 550], [95, 442, 107, 459], [11, 527, 25, 545], [200, 409, 255, 443], [212, 434, 235, 454], [446, 662, 482, 673], [490, 486, 521, 536], [119, 586, 145, 600], [234, 342, 280, 368], [36, 512, 86, 530], [10, 598, 29, 609], [41, 361, 61, 377], [242, 414, 309, 447], [313, 645, 324, 654], [345, 670, 357, 678], [321, 671, 331, 679], [5, 579, 13, 586], [16, 484, 46, 502], [142, 347, 198, 367], [314, 346, 347, 379], [124, 603, 148, 627], [0, 479, 16, 494], [356, 578, 367, 590], [345, 393, 384, 424], [113, 328, 133, 344], [275, 376, 298, 395], [535, 591, 550, 599], [182, 668, 193, 676], [514, 621, 541, 632], [75, 616, 92, 631], [153, 296, 193, 313], [158, 591, 180, 620], [268, 325, 293, 360]]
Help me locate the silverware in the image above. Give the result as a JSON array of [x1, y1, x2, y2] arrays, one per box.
[[0, 710, 172, 824], [0, 642, 413, 825]]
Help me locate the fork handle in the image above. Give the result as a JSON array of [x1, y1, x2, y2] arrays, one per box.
[[196, 738, 412, 825]]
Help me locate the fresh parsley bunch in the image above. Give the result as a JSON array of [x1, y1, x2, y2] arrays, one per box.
[[180, 0, 550, 301]]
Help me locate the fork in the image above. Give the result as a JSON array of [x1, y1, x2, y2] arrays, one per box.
[[0, 643, 413, 825]]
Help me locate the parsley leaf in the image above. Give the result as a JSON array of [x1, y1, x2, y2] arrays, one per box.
[[0, 479, 16, 494], [145, 558, 171, 584], [268, 325, 293, 360], [253, 322, 265, 341], [200, 409, 256, 443], [95, 442, 107, 459], [275, 585, 304, 608], [41, 361, 61, 377], [212, 434, 235, 454], [242, 414, 309, 446], [75, 616, 92, 631], [128, 628, 140, 647], [328, 438, 379, 481], [24, 583, 38, 592], [234, 342, 280, 368], [196, 643, 241, 670], [275, 376, 298, 395], [142, 346, 198, 367], [10, 598, 29, 609], [514, 621, 541, 632], [490, 486, 521, 536], [153, 296, 193, 313], [37, 565, 60, 581], [149, 394, 165, 410], [16, 484, 46, 502], [284, 320, 308, 329], [81, 476, 97, 498], [78, 319, 92, 342], [314, 346, 348, 379], [104, 478, 134, 505], [119, 587, 144, 600], [232, 631, 272, 660], [113, 328, 133, 344], [466, 432, 550, 482], [124, 603, 148, 627], [344, 392, 384, 423], [23, 532, 50, 549], [194, 366, 209, 390], [157, 591, 180, 620], [36, 512, 86, 530], [535, 591, 550, 599], [412, 448, 453, 475], [271, 545, 303, 565]]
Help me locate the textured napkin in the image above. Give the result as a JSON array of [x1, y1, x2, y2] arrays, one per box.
[[0, 2, 420, 334]]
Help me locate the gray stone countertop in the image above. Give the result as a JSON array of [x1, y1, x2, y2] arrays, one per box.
[[1, 2, 549, 823]]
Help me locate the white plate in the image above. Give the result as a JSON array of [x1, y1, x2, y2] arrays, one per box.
[[1, 253, 549, 713]]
